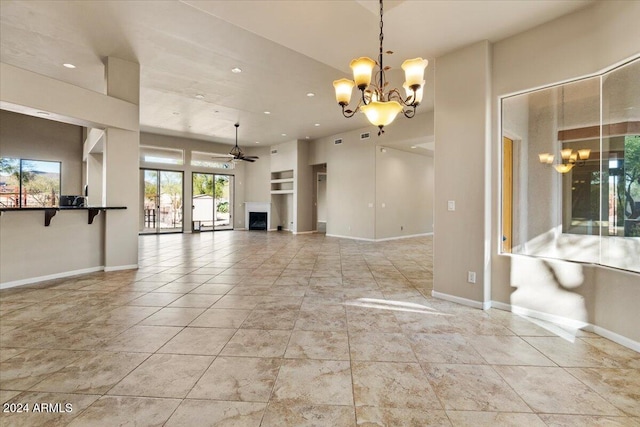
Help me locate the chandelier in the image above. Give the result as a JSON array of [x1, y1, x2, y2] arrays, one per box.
[[539, 148, 591, 173], [333, 0, 428, 135]]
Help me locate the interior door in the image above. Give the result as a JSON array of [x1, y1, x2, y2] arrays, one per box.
[[317, 173, 327, 233], [502, 137, 513, 253]]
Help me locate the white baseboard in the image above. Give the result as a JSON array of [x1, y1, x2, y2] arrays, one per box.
[[104, 264, 138, 272], [326, 233, 375, 242], [1, 266, 104, 290], [491, 301, 511, 311], [491, 300, 639, 352], [326, 232, 432, 242], [432, 291, 490, 310], [589, 325, 640, 353], [293, 231, 315, 235], [375, 232, 433, 242]]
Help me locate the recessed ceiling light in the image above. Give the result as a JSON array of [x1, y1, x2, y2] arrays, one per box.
[[63, 63, 76, 69], [264, 111, 271, 115], [195, 94, 205, 99], [255, 141, 260, 144], [411, 145, 417, 149], [36, 111, 50, 116], [306, 136, 310, 139], [281, 133, 287, 137], [314, 123, 320, 127], [231, 67, 242, 73], [306, 92, 315, 97]]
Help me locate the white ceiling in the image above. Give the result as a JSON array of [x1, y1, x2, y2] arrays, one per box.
[[0, 0, 594, 151]]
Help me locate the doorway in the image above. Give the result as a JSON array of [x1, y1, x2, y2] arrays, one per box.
[[317, 172, 327, 233], [140, 169, 183, 234], [192, 173, 234, 231]]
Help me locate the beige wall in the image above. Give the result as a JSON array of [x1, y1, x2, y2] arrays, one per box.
[[492, 1, 640, 342], [375, 146, 433, 239], [315, 129, 376, 239], [0, 111, 102, 285], [433, 40, 491, 306], [0, 110, 84, 195], [243, 145, 271, 207], [430, 1, 640, 342], [139, 132, 249, 230], [0, 59, 140, 283], [310, 117, 434, 241], [296, 140, 314, 233]]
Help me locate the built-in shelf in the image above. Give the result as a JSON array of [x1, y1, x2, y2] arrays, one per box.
[[270, 170, 294, 194], [270, 178, 294, 184]]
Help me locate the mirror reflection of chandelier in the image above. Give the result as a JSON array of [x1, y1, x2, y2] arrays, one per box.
[[332, 0, 428, 135], [538, 148, 591, 173]]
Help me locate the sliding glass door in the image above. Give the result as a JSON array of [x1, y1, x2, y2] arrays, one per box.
[[192, 173, 233, 231], [141, 169, 183, 234]]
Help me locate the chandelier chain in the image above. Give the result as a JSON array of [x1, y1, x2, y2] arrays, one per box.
[[379, 0, 384, 92]]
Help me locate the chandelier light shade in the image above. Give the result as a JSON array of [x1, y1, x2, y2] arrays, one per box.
[[361, 101, 403, 128], [350, 57, 376, 89], [539, 147, 590, 173], [401, 58, 429, 89], [333, 79, 355, 105], [553, 164, 575, 173], [332, 0, 428, 135]]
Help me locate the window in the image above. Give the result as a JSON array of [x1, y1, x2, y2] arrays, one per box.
[[140, 145, 184, 165], [191, 151, 235, 169], [500, 58, 640, 273], [0, 158, 61, 207]]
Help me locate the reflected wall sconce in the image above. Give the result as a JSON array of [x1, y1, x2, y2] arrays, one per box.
[[539, 148, 591, 173]]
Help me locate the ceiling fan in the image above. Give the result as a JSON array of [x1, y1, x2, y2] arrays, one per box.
[[228, 123, 259, 163]]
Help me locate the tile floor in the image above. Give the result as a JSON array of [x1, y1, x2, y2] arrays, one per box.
[[1, 232, 639, 426]]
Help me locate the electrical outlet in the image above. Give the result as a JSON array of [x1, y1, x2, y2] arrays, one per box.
[[467, 271, 476, 283], [448, 200, 456, 211]]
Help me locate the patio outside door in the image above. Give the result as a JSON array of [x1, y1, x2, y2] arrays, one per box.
[[141, 169, 183, 234], [192, 173, 233, 231]]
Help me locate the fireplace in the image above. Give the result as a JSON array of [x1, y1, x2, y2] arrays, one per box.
[[249, 212, 268, 231], [245, 202, 271, 231]]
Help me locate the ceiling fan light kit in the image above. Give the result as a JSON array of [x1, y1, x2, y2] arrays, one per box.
[[333, 0, 428, 135]]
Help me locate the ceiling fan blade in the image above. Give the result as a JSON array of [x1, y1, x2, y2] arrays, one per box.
[[243, 156, 259, 160], [242, 158, 256, 162]]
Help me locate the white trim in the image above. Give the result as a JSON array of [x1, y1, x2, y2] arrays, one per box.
[[326, 232, 433, 242], [491, 300, 511, 311], [589, 325, 640, 353], [374, 232, 433, 242], [432, 291, 489, 310], [293, 231, 315, 235], [0, 266, 104, 289], [490, 300, 639, 352], [510, 305, 589, 330], [104, 264, 138, 272], [326, 233, 375, 242]]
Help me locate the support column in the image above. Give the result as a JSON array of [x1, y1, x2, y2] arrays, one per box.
[[433, 40, 492, 308], [104, 57, 140, 271]]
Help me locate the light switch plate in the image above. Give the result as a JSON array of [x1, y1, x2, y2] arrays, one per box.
[[448, 200, 455, 211]]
